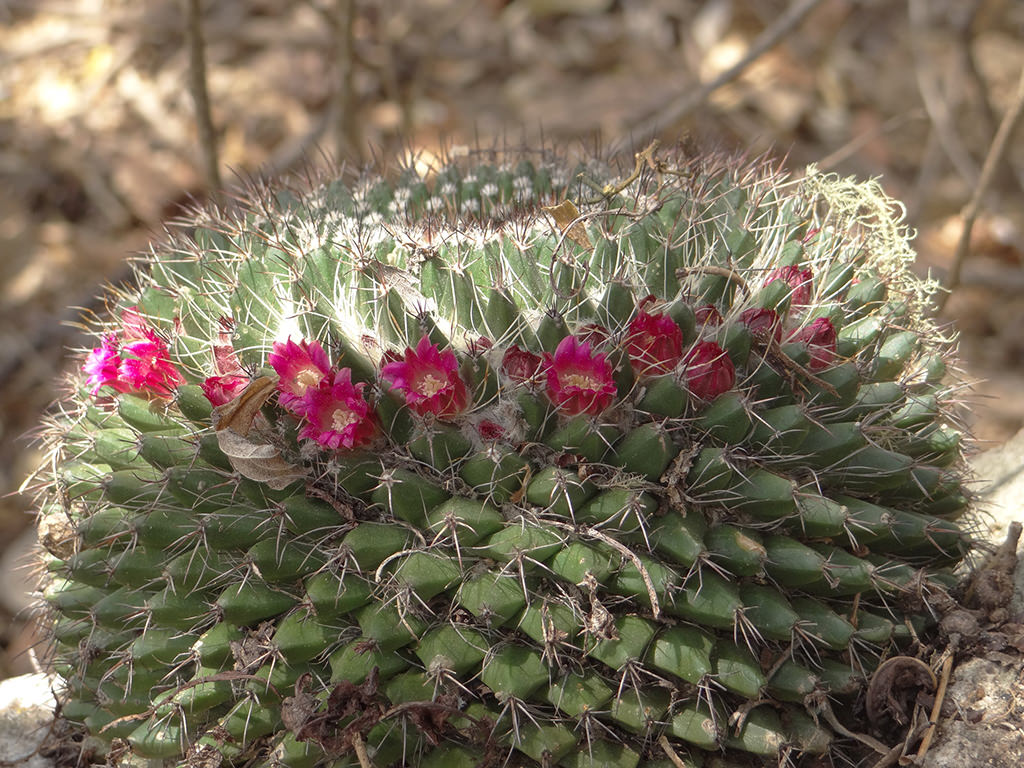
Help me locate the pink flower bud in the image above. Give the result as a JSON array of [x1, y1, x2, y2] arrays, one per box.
[[298, 368, 377, 449], [739, 307, 782, 345], [765, 266, 813, 308], [468, 336, 493, 356], [501, 345, 543, 384], [269, 338, 333, 415], [477, 419, 506, 441], [544, 336, 617, 416], [789, 317, 838, 371], [381, 335, 469, 418], [201, 375, 249, 406], [626, 310, 684, 375], [684, 341, 735, 401], [694, 304, 723, 327], [576, 323, 611, 350]]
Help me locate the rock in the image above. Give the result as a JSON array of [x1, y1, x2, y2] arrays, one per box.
[[0, 673, 59, 768], [920, 655, 1024, 768]]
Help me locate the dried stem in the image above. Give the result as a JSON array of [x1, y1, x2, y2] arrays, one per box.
[[544, 519, 661, 619], [184, 0, 221, 192], [632, 0, 827, 137], [351, 731, 375, 768], [658, 734, 689, 768], [915, 654, 955, 762], [582, 140, 660, 203], [934, 65, 1024, 315]]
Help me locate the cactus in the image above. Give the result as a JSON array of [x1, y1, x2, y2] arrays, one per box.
[[33, 146, 974, 768]]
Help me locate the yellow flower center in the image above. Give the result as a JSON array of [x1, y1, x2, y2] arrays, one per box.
[[294, 367, 322, 393], [417, 373, 446, 397], [331, 407, 358, 431], [562, 372, 599, 390]]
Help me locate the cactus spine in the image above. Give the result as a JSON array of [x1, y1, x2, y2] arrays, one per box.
[[35, 147, 972, 767]]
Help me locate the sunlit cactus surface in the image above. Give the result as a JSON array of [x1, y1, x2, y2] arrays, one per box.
[[34, 146, 974, 768]]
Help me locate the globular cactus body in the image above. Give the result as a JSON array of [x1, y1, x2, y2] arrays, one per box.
[[36, 147, 972, 767]]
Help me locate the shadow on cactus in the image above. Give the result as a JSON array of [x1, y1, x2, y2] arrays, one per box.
[[32, 144, 977, 768]]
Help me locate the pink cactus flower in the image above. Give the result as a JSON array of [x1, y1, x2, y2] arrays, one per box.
[[626, 310, 684, 375], [201, 375, 249, 406], [119, 306, 154, 341], [501, 345, 544, 384], [269, 338, 333, 414], [118, 334, 186, 397], [298, 368, 377, 449], [82, 307, 185, 397], [381, 335, 469, 418], [83, 335, 130, 394], [739, 307, 782, 345], [789, 317, 838, 371], [694, 304, 723, 327], [544, 336, 617, 416], [684, 341, 735, 401], [765, 266, 813, 308]]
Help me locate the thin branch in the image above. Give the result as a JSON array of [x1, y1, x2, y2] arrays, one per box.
[[631, 0, 827, 137], [184, 0, 221, 192], [934, 65, 1024, 315], [908, 0, 979, 187], [815, 109, 926, 173], [333, 0, 361, 162]]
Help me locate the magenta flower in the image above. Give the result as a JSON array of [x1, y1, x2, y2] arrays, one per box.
[[201, 375, 249, 406], [765, 266, 813, 308], [626, 310, 684, 375], [381, 335, 469, 418], [83, 335, 129, 394], [501, 345, 543, 384], [82, 307, 184, 398], [789, 317, 838, 371], [118, 334, 186, 397], [739, 307, 782, 345], [544, 336, 617, 416], [298, 368, 377, 449], [684, 341, 735, 401], [694, 304, 723, 327], [269, 338, 333, 415]]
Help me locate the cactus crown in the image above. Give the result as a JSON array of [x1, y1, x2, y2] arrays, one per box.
[[35, 146, 972, 768]]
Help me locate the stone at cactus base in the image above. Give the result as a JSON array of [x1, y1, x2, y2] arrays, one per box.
[[0, 673, 60, 768]]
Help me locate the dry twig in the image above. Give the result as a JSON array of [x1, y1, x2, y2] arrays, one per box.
[[332, 0, 361, 161], [908, 0, 980, 187], [658, 734, 689, 768], [914, 654, 955, 763], [934, 65, 1024, 315], [184, 0, 221, 192], [632, 0, 827, 137]]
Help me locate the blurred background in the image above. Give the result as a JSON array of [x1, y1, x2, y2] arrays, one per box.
[[1, 0, 1023, 681]]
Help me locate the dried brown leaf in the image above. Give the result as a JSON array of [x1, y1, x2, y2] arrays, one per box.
[[211, 376, 277, 437], [210, 375, 306, 489], [543, 199, 592, 249], [216, 427, 306, 489]]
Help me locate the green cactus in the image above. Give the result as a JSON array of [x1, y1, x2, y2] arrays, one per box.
[[34, 146, 973, 767]]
